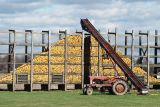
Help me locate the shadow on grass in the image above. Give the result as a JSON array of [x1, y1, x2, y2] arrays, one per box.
[[79, 90, 117, 96], [79, 89, 137, 96]]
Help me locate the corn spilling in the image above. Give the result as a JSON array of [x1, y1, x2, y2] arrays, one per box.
[[0, 34, 159, 84]]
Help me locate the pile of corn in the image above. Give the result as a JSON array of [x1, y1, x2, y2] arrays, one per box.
[[0, 34, 159, 84]]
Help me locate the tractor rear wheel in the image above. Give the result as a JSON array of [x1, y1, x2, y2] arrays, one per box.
[[112, 80, 128, 95]]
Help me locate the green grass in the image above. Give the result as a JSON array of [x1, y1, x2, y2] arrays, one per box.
[[0, 90, 160, 107]]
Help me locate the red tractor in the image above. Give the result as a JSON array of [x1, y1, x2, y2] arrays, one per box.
[[83, 76, 129, 95]]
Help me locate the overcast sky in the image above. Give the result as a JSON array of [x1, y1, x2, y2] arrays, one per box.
[[0, 0, 160, 33]]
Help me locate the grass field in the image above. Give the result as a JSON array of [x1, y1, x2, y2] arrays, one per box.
[[0, 90, 160, 107]]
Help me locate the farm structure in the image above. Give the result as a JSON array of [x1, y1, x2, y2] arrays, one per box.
[[0, 23, 160, 92]]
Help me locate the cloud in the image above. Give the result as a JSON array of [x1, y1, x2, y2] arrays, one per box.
[[53, 0, 112, 5], [0, 0, 53, 14], [0, 0, 159, 33]]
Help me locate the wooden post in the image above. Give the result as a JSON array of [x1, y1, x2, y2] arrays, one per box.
[[42, 32, 45, 52], [81, 31, 84, 88], [8, 31, 11, 73], [30, 30, 33, 92], [115, 28, 117, 51], [25, 30, 30, 63], [107, 29, 111, 44], [154, 30, 158, 74], [98, 30, 101, 76], [108, 29, 117, 49], [12, 30, 16, 91], [84, 33, 91, 84], [59, 30, 62, 40], [64, 30, 67, 91], [125, 30, 134, 71], [115, 29, 117, 76], [131, 30, 134, 71], [98, 42, 100, 76], [59, 30, 66, 40], [8, 30, 13, 73], [47, 31, 51, 91], [147, 31, 150, 88], [139, 33, 142, 64], [108, 29, 118, 76], [125, 36, 127, 56], [139, 31, 150, 87]]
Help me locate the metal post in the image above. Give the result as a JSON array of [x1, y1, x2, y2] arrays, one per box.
[[64, 30, 67, 91], [12, 30, 16, 91], [147, 31, 150, 88], [81, 31, 84, 88], [47, 31, 51, 91], [30, 30, 33, 92]]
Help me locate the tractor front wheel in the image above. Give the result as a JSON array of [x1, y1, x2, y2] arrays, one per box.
[[86, 87, 93, 95]]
